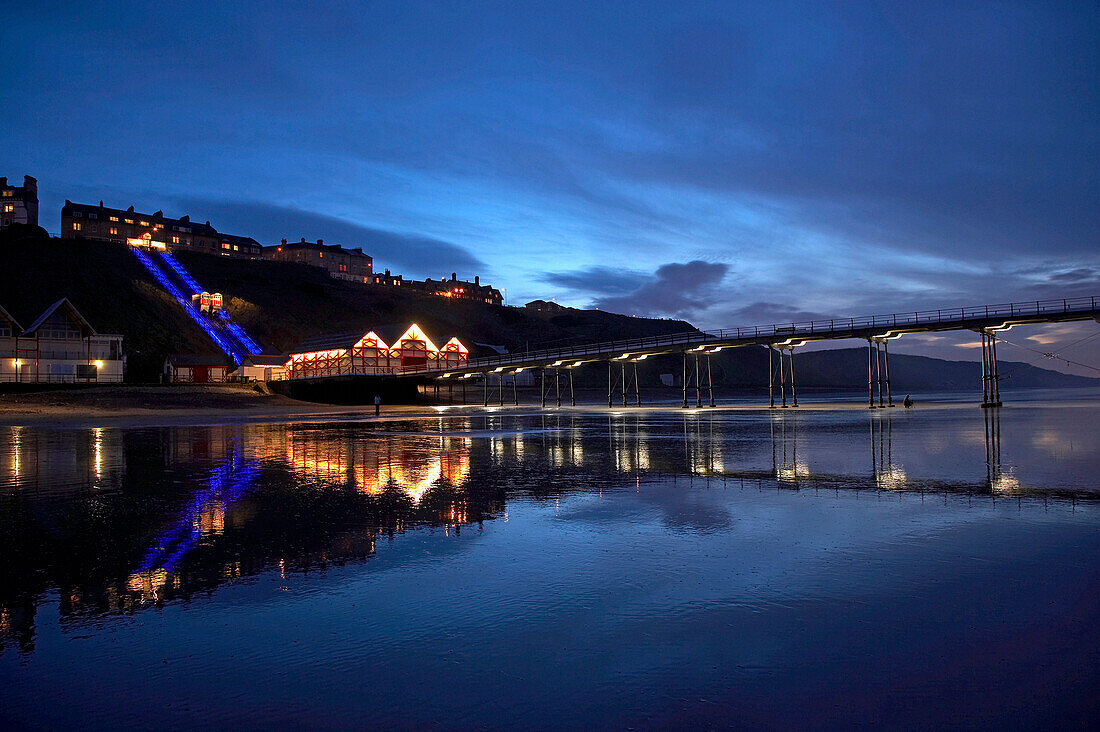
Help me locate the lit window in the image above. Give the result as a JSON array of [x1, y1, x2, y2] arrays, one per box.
[[124, 218, 133, 224], [155, 223, 164, 230], [139, 220, 149, 226], [1, 190, 11, 197], [2, 204, 11, 213], [110, 227, 118, 235], [72, 222, 81, 230], [171, 236, 180, 244], [109, 216, 119, 222], [142, 232, 151, 240], [318, 252, 323, 258]]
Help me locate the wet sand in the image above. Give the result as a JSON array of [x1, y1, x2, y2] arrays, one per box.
[[0, 383, 1000, 429]]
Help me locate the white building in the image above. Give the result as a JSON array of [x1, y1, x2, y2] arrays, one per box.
[[0, 299, 124, 383]]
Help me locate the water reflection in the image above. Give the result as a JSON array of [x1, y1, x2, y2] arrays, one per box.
[[0, 408, 1095, 654]]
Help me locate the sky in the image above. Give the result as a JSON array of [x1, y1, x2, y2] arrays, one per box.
[[2, 1, 1098, 374]]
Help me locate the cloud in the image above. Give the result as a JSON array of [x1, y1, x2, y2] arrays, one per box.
[[591, 261, 729, 318], [169, 198, 486, 277], [543, 267, 648, 296]]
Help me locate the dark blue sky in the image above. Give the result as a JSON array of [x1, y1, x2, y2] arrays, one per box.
[[3, 2, 1098, 372]]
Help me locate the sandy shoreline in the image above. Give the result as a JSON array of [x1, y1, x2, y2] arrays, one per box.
[[0, 384, 999, 429]]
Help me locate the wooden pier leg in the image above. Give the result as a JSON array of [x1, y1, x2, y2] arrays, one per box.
[[556, 368, 562, 407], [569, 367, 575, 407], [541, 369, 547, 408]]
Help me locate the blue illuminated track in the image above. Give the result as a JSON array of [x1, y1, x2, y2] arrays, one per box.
[[225, 320, 263, 354], [130, 247, 242, 363], [158, 250, 204, 295]]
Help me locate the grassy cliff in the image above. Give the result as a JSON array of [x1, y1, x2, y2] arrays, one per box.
[[0, 232, 695, 381]]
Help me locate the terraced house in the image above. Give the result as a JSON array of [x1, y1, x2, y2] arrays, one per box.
[[61, 200, 263, 259]]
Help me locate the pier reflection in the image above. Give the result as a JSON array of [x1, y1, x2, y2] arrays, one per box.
[[0, 409, 1089, 653]]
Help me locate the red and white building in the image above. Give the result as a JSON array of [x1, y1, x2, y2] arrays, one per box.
[[287, 324, 468, 379]]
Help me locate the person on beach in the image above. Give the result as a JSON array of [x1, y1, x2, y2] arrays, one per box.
[[903, 394, 913, 408], [374, 394, 382, 416]]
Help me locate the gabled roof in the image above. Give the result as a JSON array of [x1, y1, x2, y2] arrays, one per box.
[[293, 332, 364, 354], [166, 353, 230, 367], [373, 323, 439, 351], [22, 298, 96, 338], [0, 303, 22, 333]]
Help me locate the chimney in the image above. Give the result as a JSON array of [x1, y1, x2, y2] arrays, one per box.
[[0, 177, 6, 187], [281, 238, 287, 245], [99, 200, 104, 207], [474, 276, 480, 286], [153, 210, 163, 217], [127, 205, 135, 212], [301, 237, 306, 243], [180, 215, 189, 222], [451, 272, 457, 281], [385, 269, 390, 276], [317, 239, 323, 245]]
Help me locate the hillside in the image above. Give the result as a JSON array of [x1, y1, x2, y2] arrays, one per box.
[[0, 232, 695, 381]]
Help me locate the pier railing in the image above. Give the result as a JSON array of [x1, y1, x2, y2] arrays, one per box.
[[420, 295, 1098, 375]]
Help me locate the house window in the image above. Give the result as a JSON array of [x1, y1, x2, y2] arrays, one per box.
[[2, 204, 11, 213], [233, 245, 239, 251], [318, 252, 323, 258], [72, 222, 81, 231], [109, 216, 119, 222], [139, 220, 149, 226], [90, 224, 97, 232], [73, 211, 82, 218], [222, 243, 230, 250], [88, 213, 98, 220], [110, 227, 118, 235], [124, 218, 133, 224], [172, 235, 180, 244], [1, 190, 11, 197], [339, 264, 347, 272]]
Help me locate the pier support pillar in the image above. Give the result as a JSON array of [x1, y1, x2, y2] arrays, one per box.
[[633, 362, 641, 406], [768, 346, 775, 409], [779, 347, 788, 408], [981, 330, 1003, 408], [884, 340, 894, 407], [788, 347, 798, 407], [569, 368, 576, 407], [682, 353, 689, 408], [706, 354, 715, 407], [867, 339, 875, 409], [875, 340, 884, 408], [556, 368, 562, 408]]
